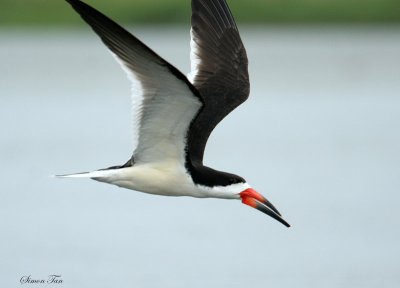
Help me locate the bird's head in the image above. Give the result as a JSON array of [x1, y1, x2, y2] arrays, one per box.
[[239, 187, 290, 227], [196, 169, 290, 227]]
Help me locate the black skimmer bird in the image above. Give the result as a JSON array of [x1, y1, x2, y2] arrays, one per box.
[[59, 0, 290, 227]]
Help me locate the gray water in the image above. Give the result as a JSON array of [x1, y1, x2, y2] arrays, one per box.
[[1, 26, 400, 287]]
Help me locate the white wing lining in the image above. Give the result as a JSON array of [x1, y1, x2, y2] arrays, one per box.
[[110, 52, 144, 153], [111, 51, 202, 166]]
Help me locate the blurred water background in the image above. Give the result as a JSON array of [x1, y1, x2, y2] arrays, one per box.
[[1, 1, 400, 287]]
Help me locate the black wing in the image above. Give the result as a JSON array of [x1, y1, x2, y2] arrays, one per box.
[[187, 0, 250, 165]]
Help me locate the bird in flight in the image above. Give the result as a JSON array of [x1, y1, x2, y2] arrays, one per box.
[[59, 0, 290, 227]]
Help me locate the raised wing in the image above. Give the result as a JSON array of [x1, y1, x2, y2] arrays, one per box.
[[65, 0, 202, 165], [187, 0, 250, 166]]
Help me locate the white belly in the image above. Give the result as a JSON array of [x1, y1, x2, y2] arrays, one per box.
[[101, 161, 200, 197]]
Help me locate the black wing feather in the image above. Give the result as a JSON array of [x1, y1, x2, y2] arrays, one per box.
[[64, 0, 200, 97], [187, 0, 250, 166]]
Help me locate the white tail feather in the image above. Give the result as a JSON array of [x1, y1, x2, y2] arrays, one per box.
[[54, 170, 115, 179]]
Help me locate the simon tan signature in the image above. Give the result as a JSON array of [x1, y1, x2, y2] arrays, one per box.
[[20, 275, 63, 284]]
